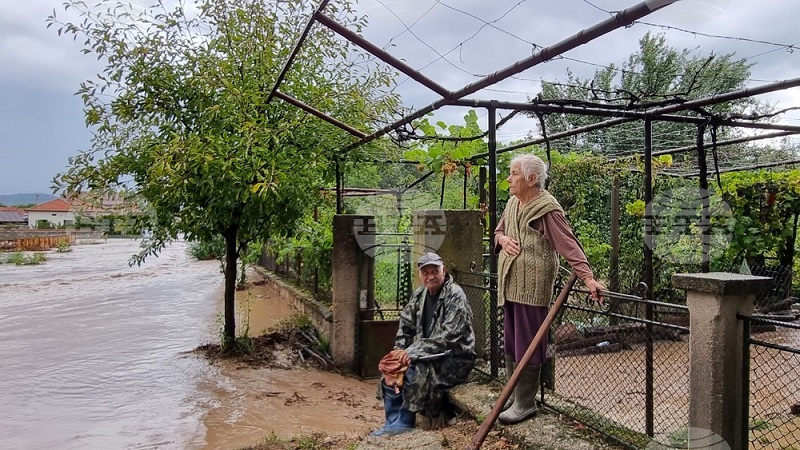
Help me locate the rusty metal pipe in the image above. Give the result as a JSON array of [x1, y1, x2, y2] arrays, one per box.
[[267, 0, 332, 104], [469, 272, 579, 450], [272, 91, 367, 138], [342, 0, 681, 153], [315, 12, 453, 99]]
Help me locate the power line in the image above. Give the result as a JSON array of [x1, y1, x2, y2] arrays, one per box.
[[382, 0, 547, 91], [634, 21, 799, 52], [434, 0, 537, 48], [578, 0, 612, 15], [373, 0, 790, 101], [554, 55, 780, 85], [745, 41, 800, 62], [371, 0, 473, 76], [379, 1, 438, 52]]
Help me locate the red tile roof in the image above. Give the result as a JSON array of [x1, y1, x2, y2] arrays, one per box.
[[26, 198, 72, 212]]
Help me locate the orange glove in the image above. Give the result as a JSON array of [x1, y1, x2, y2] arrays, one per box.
[[378, 349, 410, 394]]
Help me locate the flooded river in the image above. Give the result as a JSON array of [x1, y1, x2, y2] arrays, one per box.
[[0, 238, 381, 450], [0, 239, 223, 449]]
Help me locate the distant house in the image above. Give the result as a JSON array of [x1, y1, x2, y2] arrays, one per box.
[[25, 198, 75, 228], [24, 194, 134, 230], [67, 193, 128, 220], [0, 207, 27, 226]]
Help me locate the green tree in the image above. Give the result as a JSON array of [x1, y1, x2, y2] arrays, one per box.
[[48, 0, 398, 347], [401, 110, 487, 209], [538, 32, 759, 161]]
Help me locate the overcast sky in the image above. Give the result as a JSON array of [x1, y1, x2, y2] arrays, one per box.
[[2, 0, 799, 195]]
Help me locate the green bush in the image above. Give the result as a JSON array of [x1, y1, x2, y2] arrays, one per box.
[[188, 236, 225, 261], [55, 239, 73, 253], [4, 252, 47, 265]]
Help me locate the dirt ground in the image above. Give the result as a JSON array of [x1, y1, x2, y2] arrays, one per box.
[[196, 327, 515, 450], [198, 271, 800, 450], [196, 277, 514, 450]]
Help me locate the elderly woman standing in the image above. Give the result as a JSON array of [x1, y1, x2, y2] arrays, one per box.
[[494, 154, 604, 425]]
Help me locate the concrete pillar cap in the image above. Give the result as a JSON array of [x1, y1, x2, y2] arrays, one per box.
[[672, 272, 772, 296]]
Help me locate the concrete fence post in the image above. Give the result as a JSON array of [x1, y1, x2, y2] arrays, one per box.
[[331, 215, 375, 371], [413, 209, 484, 356], [672, 272, 771, 450]]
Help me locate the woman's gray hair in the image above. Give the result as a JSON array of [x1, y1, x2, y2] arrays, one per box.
[[510, 154, 548, 188]]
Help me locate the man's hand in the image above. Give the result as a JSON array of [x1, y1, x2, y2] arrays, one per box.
[[584, 278, 605, 306], [379, 349, 410, 394], [500, 235, 520, 256], [389, 349, 410, 367]]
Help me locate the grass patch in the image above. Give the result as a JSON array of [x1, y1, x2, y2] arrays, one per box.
[[187, 237, 225, 261], [238, 431, 360, 450], [542, 392, 651, 449], [55, 240, 73, 253], [750, 418, 775, 431]]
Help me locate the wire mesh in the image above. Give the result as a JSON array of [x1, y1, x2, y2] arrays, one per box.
[[455, 253, 694, 448], [748, 262, 795, 311], [372, 240, 412, 310], [261, 245, 332, 302], [544, 286, 690, 448], [453, 267, 499, 377], [746, 316, 800, 450]]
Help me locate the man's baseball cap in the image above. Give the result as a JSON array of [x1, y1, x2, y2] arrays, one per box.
[[417, 252, 444, 268]]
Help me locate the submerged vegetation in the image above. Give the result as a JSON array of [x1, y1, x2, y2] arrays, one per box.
[[1, 252, 47, 265], [197, 313, 334, 370]]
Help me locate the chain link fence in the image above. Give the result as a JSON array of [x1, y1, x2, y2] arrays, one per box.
[[744, 315, 800, 449], [457, 259, 693, 449], [546, 280, 690, 448], [452, 264, 500, 376], [372, 238, 413, 311]]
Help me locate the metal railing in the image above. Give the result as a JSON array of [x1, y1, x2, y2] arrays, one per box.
[[455, 262, 693, 449]]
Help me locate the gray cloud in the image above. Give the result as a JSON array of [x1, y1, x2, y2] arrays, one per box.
[[352, 0, 800, 145], [1, 0, 798, 194]]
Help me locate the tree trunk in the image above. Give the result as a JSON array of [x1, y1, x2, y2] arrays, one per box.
[[223, 230, 239, 346]]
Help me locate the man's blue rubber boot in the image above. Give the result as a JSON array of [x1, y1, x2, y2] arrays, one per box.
[[369, 382, 415, 436]]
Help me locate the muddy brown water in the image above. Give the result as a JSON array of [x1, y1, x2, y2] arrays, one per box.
[[0, 239, 380, 449]]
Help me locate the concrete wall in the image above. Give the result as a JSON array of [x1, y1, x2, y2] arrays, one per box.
[[331, 215, 375, 371], [412, 209, 484, 280], [254, 268, 332, 342]]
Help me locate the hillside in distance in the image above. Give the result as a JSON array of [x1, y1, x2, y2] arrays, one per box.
[[0, 193, 57, 206]]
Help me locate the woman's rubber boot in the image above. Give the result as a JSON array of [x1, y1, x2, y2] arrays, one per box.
[[498, 364, 540, 425], [501, 355, 516, 412]]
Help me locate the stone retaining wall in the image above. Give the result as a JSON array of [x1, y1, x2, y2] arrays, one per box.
[[254, 266, 333, 342]]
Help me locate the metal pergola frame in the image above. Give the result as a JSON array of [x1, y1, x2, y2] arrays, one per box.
[[267, 0, 800, 217]]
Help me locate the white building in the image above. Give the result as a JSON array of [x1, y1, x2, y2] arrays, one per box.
[[25, 198, 75, 228]]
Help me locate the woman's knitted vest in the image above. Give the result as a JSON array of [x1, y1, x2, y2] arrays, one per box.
[[497, 192, 562, 307]]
